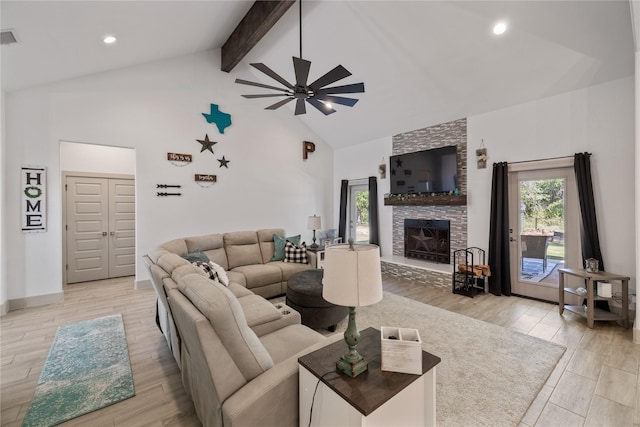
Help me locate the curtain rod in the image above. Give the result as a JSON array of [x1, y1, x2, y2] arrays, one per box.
[[507, 154, 583, 165]]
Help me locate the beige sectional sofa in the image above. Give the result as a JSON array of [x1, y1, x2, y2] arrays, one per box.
[[144, 229, 332, 427]]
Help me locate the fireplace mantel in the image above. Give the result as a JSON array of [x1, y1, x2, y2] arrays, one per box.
[[384, 194, 467, 206]]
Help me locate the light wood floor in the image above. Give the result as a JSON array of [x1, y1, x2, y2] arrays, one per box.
[[1, 275, 638, 426]]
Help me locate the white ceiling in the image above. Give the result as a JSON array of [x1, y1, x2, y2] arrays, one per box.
[[1, 1, 635, 149]]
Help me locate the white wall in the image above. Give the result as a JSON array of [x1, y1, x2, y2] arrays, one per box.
[[333, 136, 392, 256], [468, 76, 635, 289], [1, 90, 6, 313], [60, 142, 135, 175], [3, 49, 333, 302], [635, 50, 640, 343], [336, 77, 635, 298]]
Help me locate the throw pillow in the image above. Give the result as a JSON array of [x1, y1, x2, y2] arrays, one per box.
[[192, 261, 219, 282], [208, 261, 229, 286], [284, 240, 308, 264], [182, 249, 210, 264], [271, 234, 301, 261]]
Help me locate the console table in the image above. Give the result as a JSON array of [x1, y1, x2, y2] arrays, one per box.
[[298, 327, 441, 427], [558, 268, 630, 329]]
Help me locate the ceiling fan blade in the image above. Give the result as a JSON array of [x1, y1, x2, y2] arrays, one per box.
[[295, 98, 307, 115], [235, 78, 292, 93], [242, 94, 290, 99], [306, 98, 336, 115], [266, 97, 295, 110], [314, 93, 359, 107], [293, 57, 311, 88], [316, 82, 365, 95], [250, 63, 295, 89], [308, 65, 352, 91]]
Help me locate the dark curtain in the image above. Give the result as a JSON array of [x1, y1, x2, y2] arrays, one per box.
[[488, 162, 511, 296], [338, 180, 348, 241], [574, 152, 608, 310], [368, 176, 380, 245], [574, 152, 605, 270]]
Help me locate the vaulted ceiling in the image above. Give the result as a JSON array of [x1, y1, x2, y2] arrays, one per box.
[[1, 1, 635, 149]]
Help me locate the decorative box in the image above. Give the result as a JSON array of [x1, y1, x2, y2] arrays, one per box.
[[380, 326, 422, 375], [597, 281, 612, 298]]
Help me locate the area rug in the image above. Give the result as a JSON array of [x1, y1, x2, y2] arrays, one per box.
[[274, 292, 565, 427], [521, 258, 560, 282], [22, 314, 135, 427]]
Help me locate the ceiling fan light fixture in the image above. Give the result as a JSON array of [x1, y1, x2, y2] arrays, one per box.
[[235, 0, 364, 116]]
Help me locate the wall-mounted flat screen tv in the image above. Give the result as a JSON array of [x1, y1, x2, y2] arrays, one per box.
[[390, 146, 458, 195]]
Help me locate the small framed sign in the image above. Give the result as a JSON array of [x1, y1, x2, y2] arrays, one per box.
[[167, 152, 192, 167], [195, 174, 216, 188]]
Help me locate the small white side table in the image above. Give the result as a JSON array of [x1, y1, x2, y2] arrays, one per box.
[[298, 327, 441, 427]]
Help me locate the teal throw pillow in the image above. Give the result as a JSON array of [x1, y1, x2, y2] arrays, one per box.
[[182, 248, 210, 264], [271, 234, 301, 261]]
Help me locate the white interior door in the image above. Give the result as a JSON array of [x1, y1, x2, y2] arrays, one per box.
[[66, 177, 109, 283], [66, 175, 135, 283], [109, 179, 136, 278]]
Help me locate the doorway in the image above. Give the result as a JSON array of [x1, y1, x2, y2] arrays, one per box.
[[348, 184, 369, 244], [508, 164, 580, 302], [64, 174, 136, 284]]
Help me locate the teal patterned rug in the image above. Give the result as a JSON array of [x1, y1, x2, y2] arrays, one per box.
[[22, 314, 135, 427]]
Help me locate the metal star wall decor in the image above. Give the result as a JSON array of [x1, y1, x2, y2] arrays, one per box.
[[218, 156, 230, 168], [197, 134, 217, 153]]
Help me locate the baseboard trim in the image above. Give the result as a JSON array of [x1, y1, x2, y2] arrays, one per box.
[[635, 326, 640, 344], [135, 279, 152, 290], [0, 300, 8, 316], [8, 292, 64, 312]]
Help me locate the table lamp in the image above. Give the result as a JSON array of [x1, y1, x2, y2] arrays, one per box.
[[307, 215, 321, 248], [322, 241, 383, 377]]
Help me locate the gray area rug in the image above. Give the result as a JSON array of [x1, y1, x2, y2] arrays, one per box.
[[22, 314, 135, 427], [276, 292, 566, 427]]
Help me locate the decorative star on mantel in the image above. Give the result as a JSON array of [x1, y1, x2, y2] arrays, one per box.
[[196, 134, 217, 153], [218, 156, 230, 168]]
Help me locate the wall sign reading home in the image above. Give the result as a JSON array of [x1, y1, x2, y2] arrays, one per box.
[[195, 174, 216, 188], [21, 165, 46, 233]]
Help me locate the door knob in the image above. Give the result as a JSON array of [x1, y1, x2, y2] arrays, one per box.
[[102, 232, 107, 236], [110, 231, 115, 236]]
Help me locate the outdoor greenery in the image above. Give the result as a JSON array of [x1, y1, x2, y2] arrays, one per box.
[[356, 190, 369, 224], [520, 179, 565, 232]]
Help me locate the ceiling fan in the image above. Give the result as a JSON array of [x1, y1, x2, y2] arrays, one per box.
[[235, 0, 365, 116]]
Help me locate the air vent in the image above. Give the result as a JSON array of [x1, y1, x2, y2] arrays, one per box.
[[1, 29, 18, 45]]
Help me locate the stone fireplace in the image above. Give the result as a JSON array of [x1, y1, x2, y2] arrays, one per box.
[[404, 219, 451, 263]]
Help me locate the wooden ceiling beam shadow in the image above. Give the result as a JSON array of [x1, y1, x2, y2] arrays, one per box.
[[221, 0, 296, 73]]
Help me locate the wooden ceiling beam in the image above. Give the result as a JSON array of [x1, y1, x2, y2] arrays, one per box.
[[221, 0, 296, 73]]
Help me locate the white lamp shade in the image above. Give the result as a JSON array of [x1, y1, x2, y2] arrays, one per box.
[[322, 244, 383, 307], [307, 215, 321, 230]]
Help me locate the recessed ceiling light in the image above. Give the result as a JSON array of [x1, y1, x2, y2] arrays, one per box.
[[103, 35, 117, 44], [493, 22, 507, 35]]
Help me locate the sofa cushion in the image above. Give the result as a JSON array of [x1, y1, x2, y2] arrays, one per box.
[[182, 249, 210, 264], [177, 273, 274, 381], [271, 261, 311, 281], [237, 295, 283, 328], [157, 252, 190, 276], [224, 231, 263, 269], [160, 238, 189, 256], [185, 234, 229, 270], [260, 324, 325, 364], [257, 228, 285, 263], [284, 241, 308, 264], [172, 263, 205, 284], [271, 234, 301, 262], [226, 271, 247, 287], [231, 264, 282, 289], [192, 261, 220, 282]]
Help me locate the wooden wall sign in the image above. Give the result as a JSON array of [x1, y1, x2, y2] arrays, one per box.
[[21, 165, 46, 233], [195, 174, 217, 188], [167, 152, 192, 167], [303, 141, 315, 160]]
